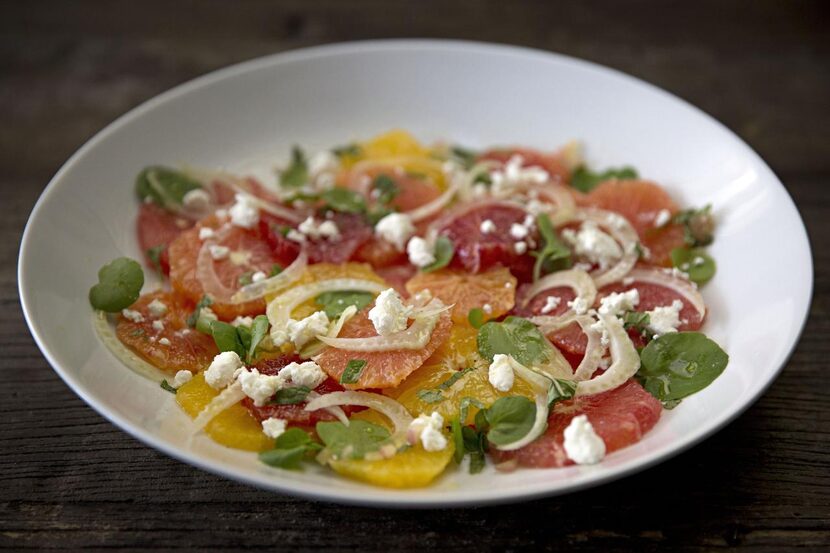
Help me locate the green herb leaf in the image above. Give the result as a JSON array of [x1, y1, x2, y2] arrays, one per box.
[[483, 396, 537, 446], [460, 425, 488, 474], [279, 146, 309, 189], [449, 146, 478, 170], [271, 386, 312, 405], [421, 236, 454, 273], [160, 379, 177, 394], [146, 245, 165, 275], [237, 271, 254, 287], [209, 320, 245, 358], [416, 389, 445, 403], [451, 418, 464, 464], [570, 165, 638, 193], [670, 247, 716, 286], [546, 378, 577, 408], [269, 263, 283, 277], [332, 143, 362, 158], [340, 359, 367, 385], [315, 290, 375, 319], [315, 420, 391, 460], [477, 316, 552, 367], [319, 188, 366, 214], [469, 451, 486, 474], [89, 257, 145, 312], [371, 174, 399, 205], [438, 367, 474, 391], [672, 205, 714, 247], [458, 396, 486, 425], [531, 213, 572, 281], [247, 315, 270, 362], [637, 332, 729, 402], [135, 166, 203, 209], [187, 295, 213, 328], [468, 308, 485, 329], [622, 310, 651, 335], [259, 428, 320, 470]]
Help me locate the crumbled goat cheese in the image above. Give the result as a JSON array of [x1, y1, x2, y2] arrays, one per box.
[[480, 219, 497, 234], [509, 223, 529, 240], [589, 318, 610, 347], [198, 227, 215, 240], [182, 188, 212, 212], [514, 241, 528, 254], [152, 320, 165, 332], [488, 353, 515, 392], [229, 194, 260, 229], [540, 295, 562, 314], [562, 221, 623, 270], [654, 208, 672, 228], [121, 309, 144, 323], [308, 151, 340, 180], [261, 417, 287, 439], [286, 229, 306, 243], [598, 289, 640, 317], [209, 244, 230, 260], [406, 237, 436, 267], [237, 368, 283, 406], [204, 351, 245, 390], [489, 155, 549, 194], [298, 216, 340, 240], [563, 415, 606, 464], [368, 288, 412, 335], [147, 299, 168, 317], [408, 412, 447, 452], [285, 311, 330, 348], [251, 271, 266, 283], [567, 297, 590, 315], [375, 213, 415, 251], [646, 300, 684, 337], [158, 337, 171, 346], [171, 370, 193, 388], [279, 361, 326, 389], [482, 303, 493, 314], [231, 316, 254, 327]]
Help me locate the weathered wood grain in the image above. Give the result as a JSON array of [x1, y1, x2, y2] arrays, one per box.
[[1, 1, 828, 551]]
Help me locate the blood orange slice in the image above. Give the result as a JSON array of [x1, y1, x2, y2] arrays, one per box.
[[136, 203, 193, 274], [405, 266, 517, 325], [116, 290, 218, 373], [598, 279, 704, 332], [490, 379, 661, 468], [315, 308, 452, 389], [262, 212, 373, 265]]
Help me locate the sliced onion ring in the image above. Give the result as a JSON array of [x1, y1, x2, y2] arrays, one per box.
[[195, 238, 238, 302], [623, 266, 706, 319], [305, 391, 413, 436], [530, 314, 605, 382], [521, 268, 597, 312], [406, 178, 462, 222], [564, 208, 640, 289], [494, 358, 553, 451], [231, 249, 307, 303], [575, 314, 640, 396], [305, 391, 349, 425]]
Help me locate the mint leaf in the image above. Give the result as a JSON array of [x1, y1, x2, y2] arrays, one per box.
[[160, 379, 177, 394], [468, 308, 485, 329], [279, 146, 308, 188], [340, 359, 367, 385], [209, 320, 245, 358], [570, 165, 638, 193], [315, 420, 391, 460], [315, 290, 375, 319], [531, 213, 572, 281], [89, 257, 145, 312], [135, 166, 203, 209], [421, 236, 454, 273], [271, 386, 312, 405], [416, 389, 445, 403], [259, 428, 321, 470], [483, 396, 536, 447], [477, 316, 553, 367]]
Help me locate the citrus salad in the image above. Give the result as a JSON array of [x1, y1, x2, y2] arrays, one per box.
[[88, 130, 728, 488]]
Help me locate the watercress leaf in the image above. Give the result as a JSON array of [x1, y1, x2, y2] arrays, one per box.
[[271, 386, 312, 405], [451, 418, 464, 464], [371, 174, 399, 205], [276, 428, 314, 449], [421, 236, 454, 273], [547, 378, 577, 408], [89, 257, 145, 312], [160, 379, 177, 394], [258, 446, 308, 469], [468, 308, 485, 329], [483, 396, 537, 447], [662, 399, 682, 410], [477, 316, 552, 366], [135, 166, 202, 208], [209, 320, 245, 358], [670, 247, 716, 286], [319, 188, 366, 214], [416, 389, 445, 403], [247, 315, 269, 362], [532, 213, 572, 281], [340, 359, 367, 385], [187, 295, 213, 328], [315, 290, 375, 319], [637, 332, 729, 401], [237, 325, 252, 356], [279, 146, 308, 189], [315, 420, 391, 459], [570, 165, 638, 193]]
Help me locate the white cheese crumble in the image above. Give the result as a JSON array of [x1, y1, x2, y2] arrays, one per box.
[[204, 351, 245, 390], [598, 289, 640, 317], [251, 271, 266, 283], [480, 219, 496, 234], [285, 311, 330, 348], [229, 194, 260, 229], [286, 229, 306, 243], [147, 299, 168, 317], [646, 299, 684, 337], [308, 151, 340, 181], [567, 297, 590, 315], [509, 223, 529, 240], [406, 237, 436, 267], [482, 303, 493, 314], [261, 417, 287, 439], [563, 415, 606, 465], [171, 370, 193, 388], [208, 244, 230, 260], [298, 216, 340, 240], [562, 221, 622, 270], [231, 316, 254, 327], [237, 368, 283, 406], [152, 320, 164, 332], [589, 318, 610, 347], [198, 226, 215, 240], [540, 295, 562, 314], [514, 241, 528, 254], [368, 288, 412, 336], [279, 361, 326, 389], [121, 309, 144, 323], [182, 188, 211, 212], [158, 337, 171, 346], [654, 208, 672, 228], [408, 412, 448, 452], [488, 353, 515, 392], [375, 213, 415, 251], [489, 155, 549, 194]]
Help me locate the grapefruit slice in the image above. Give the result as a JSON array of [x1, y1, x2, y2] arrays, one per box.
[[315, 308, 452, 389], [512, 284, 586, 366], [479, 147, 571, 184], [405, 266, 517, 325], [598, 280, 704, 332], [136, 202, 193, 274], [490, 379, 661, 468], [116, 290, 218, 373], [262, 212, 373, 265]]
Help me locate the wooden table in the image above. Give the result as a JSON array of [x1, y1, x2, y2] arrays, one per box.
[[3, 1, 828, 551]]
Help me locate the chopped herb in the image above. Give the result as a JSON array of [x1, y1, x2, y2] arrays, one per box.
[[416, 389, 445, 403], [269, 263, 283, 277], [271, 386, 312, 405], [451, 418, 464, 463], [88, 257, 145, 312], [259, 428, 322, 470], [315, 420, 391, 460], [438, 367, 474, 390], [421, 236, 454, 273], [670, 247, 716, 286], [366, 206, 395, 226], [468, 308, 485, 329], [371, 174, 399, 205], [546, 378, 577, 408], [279, 146, 309, 188], [634, 242, 647, 259], [237, 271, 254, 286], [129, 328, 145, 337], [622, 311, 651, 335], [315, 290, 375, 319], [319, 188, 366, 214], [187, 295, 213, 328], [340, 359, 367, 384], [570, 165, 638, 193], [332, 143, 362, 158], [531, 213, 572, 281], [160, 379, 177, 394], [458, 396, 486, 424], [672, 205, 714, 247], [449, 146, 479, 169], [135, 166, 203, 209], [146, 245, 165, 275]]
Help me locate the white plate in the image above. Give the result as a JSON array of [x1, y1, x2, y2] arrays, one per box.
[[18, 40, 812, 507]]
